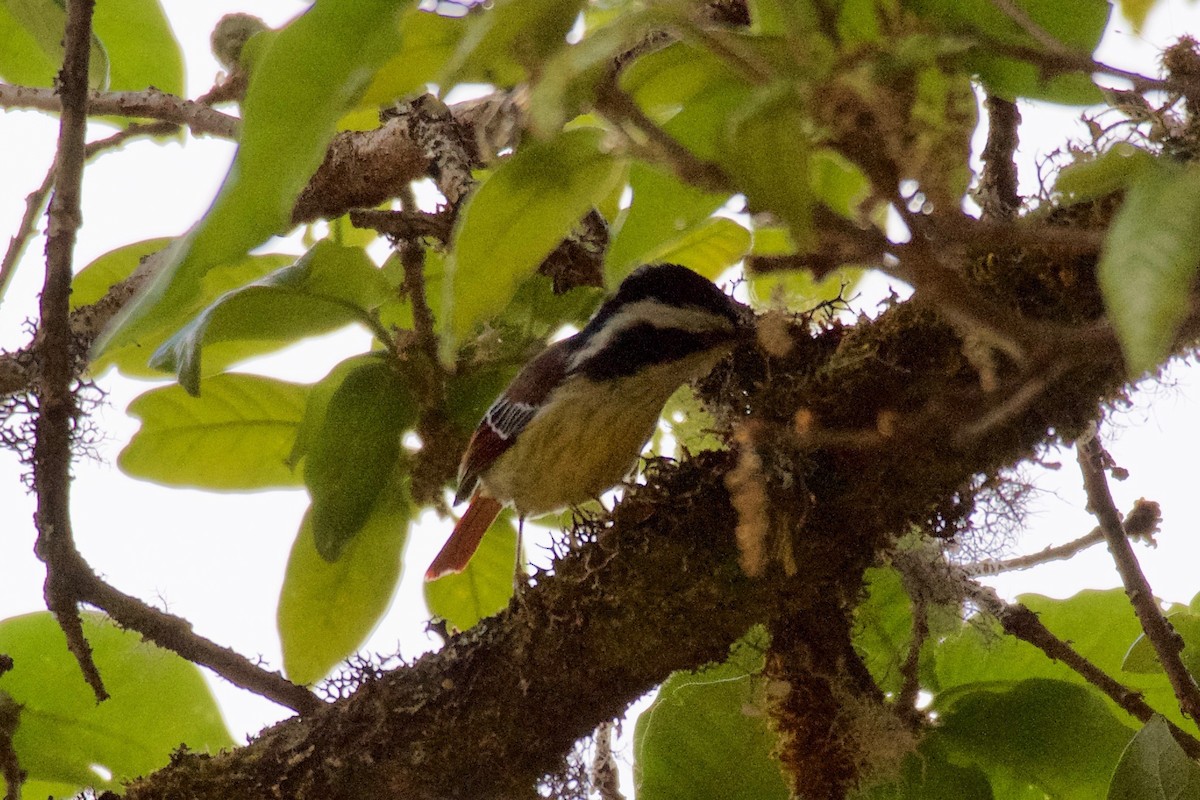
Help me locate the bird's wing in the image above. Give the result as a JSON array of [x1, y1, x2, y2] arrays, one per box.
[[453, 338, 574, 504]]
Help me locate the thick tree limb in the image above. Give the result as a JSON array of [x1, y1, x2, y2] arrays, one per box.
[[108, 280, 1161, 798]]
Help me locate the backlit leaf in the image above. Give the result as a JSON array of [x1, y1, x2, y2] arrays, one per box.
[[447, 127, 623, 348], [304, 357, 415, 561], [279, 480, 410, 685], [1098, 160, 1200, 375], [119, 374, 308, 490], [424, 514, 518, 632], [0, 611, 232, 796], [1107, 715, 1200, 800], [151, 241, 391, 394]]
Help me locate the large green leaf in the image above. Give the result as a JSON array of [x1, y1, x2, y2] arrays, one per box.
[[151, 241, 392, 394], [1107, 715, 1200, 800], [854, 738, 995, 800], [1098, 160, 1200, 376], [93, 0, 406, 359], [424, 514, 518, 632], [279, 481, 410, 685], [634, 626, 786, 800], [936, 679, 1136, 800], [119, 373, 309, 490], [853, 567, 914, 696], [0, 0, 108, 87], [657, 217, 751, 278], [447, 127, 624, 347], [303, 357, 415, 561], [73, 243, 294, 377], [361, 7, 465, 107], [606, 162, 731, 281], [441, 0, 585, 88], [0, 611, 232, 796], [93, 0, 183, 94]]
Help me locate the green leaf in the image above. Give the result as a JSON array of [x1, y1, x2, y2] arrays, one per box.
[[279, 480, 410, 685], [1055, 143, 1156, 205], [304, 357, 415, 561], [0, 0, 108, 87], [93, 0, 183, 94], [151, 241, 391, 394], [1098, 160, 1200, 375], [606, 162, 731, 281], [361, 7, 466, 107], [1121, 612, 1200, 678], [811, 149, 872, 220], [424, 514, 518, 632], [0, 611, 232, 795], [71, 237, 171, 310], [853, 567, 914, 696], [936, 679, 1136, 800], [447, 127, 623, 347], [1116, 0, 1156, 32], [1107, 715, 1200, 800], [634, 626, 787, 800], [721, 85, 814, 249], [656, 218, 751, 279], [84, 247, 295, 377], [528, 8, 658, 137], [119, 374, 309, 490], [442, 0, 586, 88], [93, 0, 405, 359], [906, 0, 1109, 104]]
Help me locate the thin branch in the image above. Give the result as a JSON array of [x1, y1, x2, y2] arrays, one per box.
[[61, 551, 321, 714], [33, 0, 107, 702], [895, 591, 928, 726], [0, 121, 179, 309], [348, 209, 453, 244], [0, 84, 239, 138], [0, 163, 54, 307], [989, 0, 1077, 56], [592, 721, 625, 800], [1077, 429, 1200, 720], [595, 84, 732, 194], [965, 580, 1200, 758], [964, 498, 1161, 576]]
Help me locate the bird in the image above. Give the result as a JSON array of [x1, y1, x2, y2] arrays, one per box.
[[426, 263, 749, 581]]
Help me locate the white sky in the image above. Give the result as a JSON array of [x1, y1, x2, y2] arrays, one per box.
[[1, 0, 1200, 770]]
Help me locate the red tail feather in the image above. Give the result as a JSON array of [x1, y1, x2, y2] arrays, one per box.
[[426, 494, 503, 580]]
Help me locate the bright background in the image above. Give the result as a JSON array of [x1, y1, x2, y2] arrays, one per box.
[[1, 0, 1198, 764]]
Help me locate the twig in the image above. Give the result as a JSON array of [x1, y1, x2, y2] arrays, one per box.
[[1077, 429, 1200, 720], [595, 84, 731, 194], [348, 209, 454, 244], [33, 0, 108, 702], [990, 0, 1076, 56], [977, 95, 1021, 221], [592, 720, 625, 800], [895, 591, 928, 726], [0, 84, 238, 138], [66, 552, 321, 713], [964, 498, 1161, 575], [0, 121, 179, 309], [965, 580, 1200, 758], [0, 163, 55, 307]]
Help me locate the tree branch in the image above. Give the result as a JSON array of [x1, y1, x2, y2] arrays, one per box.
[[0, 84, 239, 138], [1077, 430, 1200, 720], [964, 580, 1200, 758], [33, 0, 107, 702]]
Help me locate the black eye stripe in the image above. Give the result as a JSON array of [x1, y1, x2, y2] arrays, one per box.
[[572, 323, 728, 381]]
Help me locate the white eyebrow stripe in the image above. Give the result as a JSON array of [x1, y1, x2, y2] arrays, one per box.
[[567, 299, 735, 372]]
